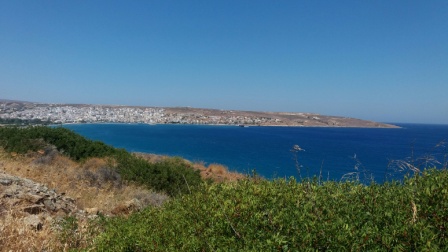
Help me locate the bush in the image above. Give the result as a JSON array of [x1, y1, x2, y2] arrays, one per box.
[[0, 126, 117, 160], [82, 166, 122, 189], [0, 126, 202, 196], [93, 169, 448, 251], [33, 145, 59, 165], [207, 163, 228, 175], [114, 151, 202, 196]]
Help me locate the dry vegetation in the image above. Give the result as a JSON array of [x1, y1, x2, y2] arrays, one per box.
[[195, 163, 245, 182], [1, 150, 168, 213], [135, 152, 246, 182], [0, 208, 55, 251], [0, 149, 168, 251], [0, 149, 245, 251]]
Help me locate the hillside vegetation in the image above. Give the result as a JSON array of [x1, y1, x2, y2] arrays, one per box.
[[94, 171, 448, 251], [0, 126, 202, 196], [0, 125, 447, 251]]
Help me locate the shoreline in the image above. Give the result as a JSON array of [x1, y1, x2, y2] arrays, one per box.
[[0, 100, 401, 128], [53, 121, 401, 129]]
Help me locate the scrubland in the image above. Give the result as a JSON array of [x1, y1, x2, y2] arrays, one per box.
[[0, 149, 170, 251], [0, 126, 447, 251]]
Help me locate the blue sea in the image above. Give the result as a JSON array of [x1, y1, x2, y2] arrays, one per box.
[[62, 123, 448, 183]]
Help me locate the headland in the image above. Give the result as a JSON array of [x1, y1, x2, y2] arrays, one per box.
[[0, 99, 398, 128]]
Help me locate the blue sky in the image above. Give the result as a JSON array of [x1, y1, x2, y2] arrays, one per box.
[[1, 1, 447, 124]]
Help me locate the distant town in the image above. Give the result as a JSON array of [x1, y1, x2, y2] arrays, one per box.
[[0, 100, 398, 128]]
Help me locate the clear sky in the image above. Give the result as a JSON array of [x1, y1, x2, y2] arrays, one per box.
[[1, 1, 447, 124]]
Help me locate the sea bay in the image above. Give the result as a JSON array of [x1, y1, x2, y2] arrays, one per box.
[[62, 123, 448, 182]]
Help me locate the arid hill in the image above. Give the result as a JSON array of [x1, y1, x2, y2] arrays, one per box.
[[164, 107, 398, 127]]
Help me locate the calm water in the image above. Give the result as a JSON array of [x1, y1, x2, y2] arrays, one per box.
[[62, 123, 448, 182]]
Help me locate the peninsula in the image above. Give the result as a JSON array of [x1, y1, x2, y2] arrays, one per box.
[[0, 99, 398, 128]]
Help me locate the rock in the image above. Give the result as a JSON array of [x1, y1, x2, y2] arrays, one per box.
[[0, 178, 12, 185], [43, 199, 56, 211], [62, 195, 75, 203], [45, 215, 54, 223], [85, 207, 99, 215], [1, 173, 78, 215], [23, 204, 45, 214], [3, 185, 20, 197], [23, 215, 43, 231], [24, 193, 44, 204]]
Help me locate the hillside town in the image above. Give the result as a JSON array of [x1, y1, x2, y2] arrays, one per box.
[[0, 102, 278, 125], [0, 100, 398, 128], [0, 102, 164, 124]]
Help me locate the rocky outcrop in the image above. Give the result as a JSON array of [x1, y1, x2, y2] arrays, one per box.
[[0, 172, 78, 215], [0, 171, 79, 230]]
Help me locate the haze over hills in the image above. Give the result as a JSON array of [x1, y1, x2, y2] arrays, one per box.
[[0, 99, 397, 128]]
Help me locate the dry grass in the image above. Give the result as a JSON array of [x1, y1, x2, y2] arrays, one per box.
[[0, 209, 53, 252], [0, 149, 244, 251], [0, 149, 168, 251], [136, 152, 246, 182], [0, 206, 91, 251], [193, 162, 245, 182], [133, 152, 170, 163], [0, 150, 167, 213], [207, 163, 227, 175]]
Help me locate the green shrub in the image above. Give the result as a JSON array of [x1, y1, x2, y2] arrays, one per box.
[[93, 169, 448, 251], [56, 216, 80, 248], [0, 117, 50, 125], [0, 126, 117, 159], [114, 150, 202, 196], [0, 126, 201, 196]]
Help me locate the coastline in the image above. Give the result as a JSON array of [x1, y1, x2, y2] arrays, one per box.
[[53, 121, 401, 129], [1, 100, 399, 128]]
